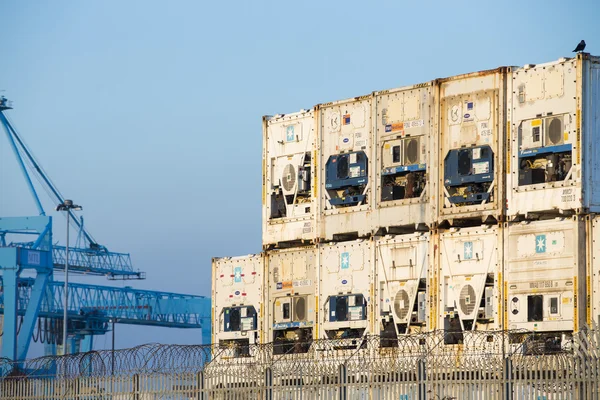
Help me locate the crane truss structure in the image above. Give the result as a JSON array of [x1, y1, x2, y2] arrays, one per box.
[[0, 97, 211, 368]]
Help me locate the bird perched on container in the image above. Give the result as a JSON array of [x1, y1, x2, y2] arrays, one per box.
[[573, 40, 586, 52]]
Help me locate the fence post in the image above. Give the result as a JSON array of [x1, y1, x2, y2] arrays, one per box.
[[418, 358, 426, 400], [339, 363, 347, 400], [503, 357, 512, 400], [265, 367, 273, 400], [133, 374, 140, 400], [197, 371, 205, 400]]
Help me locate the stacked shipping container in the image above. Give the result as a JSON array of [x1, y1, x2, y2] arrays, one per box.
[[213, 53, 600, 356]]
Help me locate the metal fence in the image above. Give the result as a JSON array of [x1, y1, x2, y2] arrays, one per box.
[[2, 329, 600, 399]]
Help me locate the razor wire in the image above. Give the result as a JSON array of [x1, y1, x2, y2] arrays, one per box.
[[1, 329, 597, 380]]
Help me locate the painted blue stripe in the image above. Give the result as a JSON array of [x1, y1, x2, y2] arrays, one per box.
[[382, 163, 426, 176], [519, 143, 572, 158]]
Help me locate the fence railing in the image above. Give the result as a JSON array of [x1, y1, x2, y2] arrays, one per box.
[[2, 329, 600, 399]]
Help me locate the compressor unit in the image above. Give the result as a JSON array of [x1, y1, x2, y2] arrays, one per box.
[[443, 145, 494, 205], [517, 114, 572, 186], [325, 151, 368, 207], [380, 136, 426, 202]]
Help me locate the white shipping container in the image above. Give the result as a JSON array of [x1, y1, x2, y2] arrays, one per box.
[[212, 254, 264, 352], [265, 246, 317, 354], [318, 239, 374, 341], [373, 82, 436, 232], [375, 233, 429, 343], [318, 95, 374, 241], [505, 217, 587, 335], [263, 110, 318, 248], [507, 54, 600, 218], [438, 68, 507, 225], [436, 225, 503, 341]]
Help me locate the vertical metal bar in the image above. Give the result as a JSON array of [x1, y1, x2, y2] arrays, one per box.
[[197, 371, 205, 400], [503, 357, 512, 400], [0, 265, 18, 362], [112, 319, 116, 375], [17, 270, 50, 360], [62, 211, 70, 358], [339, 363, 347, 400], [418, 358, 426, 400], [265, 367, 273, 400]]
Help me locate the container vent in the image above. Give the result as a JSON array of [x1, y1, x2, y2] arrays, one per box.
[[459, 284, 477, 316], [545, 116, 564, 146], [403, 138, 419, 165], [229, 309, 241, 331], [294, 297, 306, 321], [393, 289, 411, 321], [282, 164, 297, 194]]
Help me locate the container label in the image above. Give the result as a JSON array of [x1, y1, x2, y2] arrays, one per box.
[[404, 119, 425, 129], [341, 252, 350, 269], [343, 114, 351, 125], [463, 242, 473, 260], [234, 266, 243, 283], [349, 306, 363, 320], [535, 235, 546, 253], [275, 280, 312, 290], [473, 161, 490, 174], [302, 221, 312, 233], [385, 122, 404, 133], [561, 188, 576, 203], [286, 125, 295, 142]]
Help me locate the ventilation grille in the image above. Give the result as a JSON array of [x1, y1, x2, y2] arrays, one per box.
[[458, 149, 471, 176], [282, 164, 297, 193], [545, 116, 564, 146], [294, 297, 306, 321], [459, 284, 477, 316], [229, 309, 241, 331], [403, 138, 419, 165], [393, 289, 411, 321]]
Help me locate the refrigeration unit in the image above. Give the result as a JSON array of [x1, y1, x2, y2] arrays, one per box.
[[319, 239, 373, 347], [438, 68, 508, 225], [507, 53, 600, 219], [374, 82, 436, 233], [436, 225, 502, 346], [212, 254, 264, 357], [263, 109, 317, 248], [376, 233, 429, 346], [265, 246, 317, 355], [505, 217, 587, 354], [319, 96, 374, 241]]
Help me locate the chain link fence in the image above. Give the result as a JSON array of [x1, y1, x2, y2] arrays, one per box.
[[1, 328, 600, 399]]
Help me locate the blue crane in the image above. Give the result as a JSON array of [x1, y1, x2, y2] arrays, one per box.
[[0, 97, 211, 368]]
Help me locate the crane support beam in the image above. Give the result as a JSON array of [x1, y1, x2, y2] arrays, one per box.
[[0, 112, 45, 216], [52, 246, 143, 279], [1, 277, 211, 329]]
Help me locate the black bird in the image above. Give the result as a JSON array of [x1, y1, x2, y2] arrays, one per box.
[[573, 40, 586, 52]]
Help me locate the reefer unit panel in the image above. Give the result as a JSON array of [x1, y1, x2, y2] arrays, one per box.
[[318, 96, 374, 241], [212, 254, 264, 351], [376, 233, 429, 343], [263, 110, 318, 248], [318, 239, 374, 340], [507, 54, 600, 218], [438, 69, 507, 224], [436, 225, 502, 340], [265, 246, 317, 354], [374, 83, 436, 232], [505, 217, 587, 334]]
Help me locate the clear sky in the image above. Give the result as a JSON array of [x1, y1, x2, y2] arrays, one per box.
[[1, 0, 599, 356]]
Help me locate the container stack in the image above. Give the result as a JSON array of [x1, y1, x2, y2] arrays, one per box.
[[212, 53, 600, 356]]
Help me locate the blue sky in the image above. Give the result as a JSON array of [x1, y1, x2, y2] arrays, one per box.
[[1, 0, 598, 356]]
